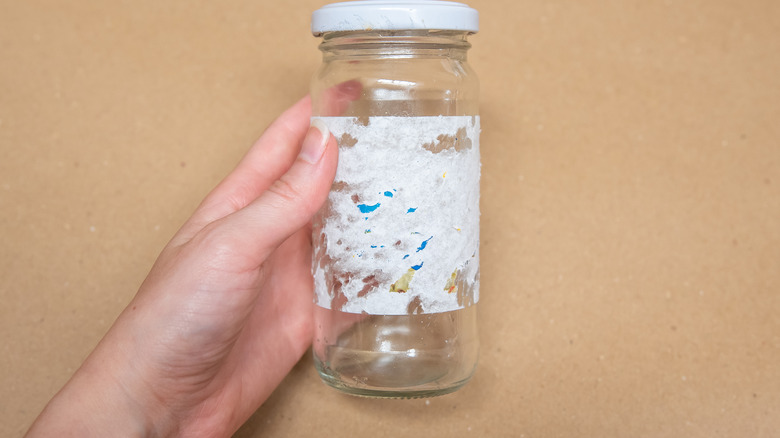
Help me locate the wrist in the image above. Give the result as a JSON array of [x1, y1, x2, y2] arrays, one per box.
[[26, 339, 173, 438], [27, 371, 152, 437]]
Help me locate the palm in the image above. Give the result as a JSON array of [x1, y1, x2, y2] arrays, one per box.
[[141, 228, 314, 436]]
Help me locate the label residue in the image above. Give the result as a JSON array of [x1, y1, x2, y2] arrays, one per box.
[[312, 116, 480, 315]]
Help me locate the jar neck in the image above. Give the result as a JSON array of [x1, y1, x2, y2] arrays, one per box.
[[318, 30, 472, 61]]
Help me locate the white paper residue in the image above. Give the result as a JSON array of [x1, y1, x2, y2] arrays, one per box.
[[312, 116, 480, 315]]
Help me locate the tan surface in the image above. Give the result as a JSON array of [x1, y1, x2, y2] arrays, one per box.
[[2, 0, 779, 436]]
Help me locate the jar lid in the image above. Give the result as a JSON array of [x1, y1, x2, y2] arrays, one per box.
[[311, 1, 479, 36]]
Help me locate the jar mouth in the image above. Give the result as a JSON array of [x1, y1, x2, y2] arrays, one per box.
[[319, 30, 472, 55]]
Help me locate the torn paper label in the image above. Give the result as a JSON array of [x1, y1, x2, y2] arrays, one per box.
[[312, 116, 480, 315]]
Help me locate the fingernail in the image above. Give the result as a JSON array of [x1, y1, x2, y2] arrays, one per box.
[[299, 119, 330, 164]]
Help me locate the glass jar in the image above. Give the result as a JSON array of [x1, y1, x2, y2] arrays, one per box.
[[310, 1, 480, 398]]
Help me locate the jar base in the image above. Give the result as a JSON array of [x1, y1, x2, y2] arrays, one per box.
[[315, 359, 473, 399], [312, 306, 479, 398]]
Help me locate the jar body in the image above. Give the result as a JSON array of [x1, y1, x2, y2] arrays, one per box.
[[311, 30, 479, 398]]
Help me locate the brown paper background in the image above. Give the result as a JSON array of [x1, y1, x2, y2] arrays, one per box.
[[2, 0, 778, 436]]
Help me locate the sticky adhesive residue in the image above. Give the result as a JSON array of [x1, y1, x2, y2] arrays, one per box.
[[312, 116, 480, 315]]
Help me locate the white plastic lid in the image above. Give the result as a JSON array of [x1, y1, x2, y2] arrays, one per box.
[[311, 1, 479, 36]]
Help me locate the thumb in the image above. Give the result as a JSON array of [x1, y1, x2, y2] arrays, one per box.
[[203, 119, 337, 270]]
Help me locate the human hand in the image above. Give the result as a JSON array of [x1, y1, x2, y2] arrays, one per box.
[[26, 85, 360, 438]]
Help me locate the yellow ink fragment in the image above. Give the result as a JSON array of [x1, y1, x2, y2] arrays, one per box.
[[390, 269, 416, 293], [444, 270, 459, 294], [443, 171, 447, 178]]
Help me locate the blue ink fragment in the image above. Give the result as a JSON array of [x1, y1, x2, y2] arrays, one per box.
[[364, 229, 371, 234], [407, 207, 417, 213], [411, 262, 424, 271], [358, 203, 381, 213], [416, 236, 433, 252], [370, 245, 378, 249], [403, 254, 409, 260], [384, 191, 394, 198]]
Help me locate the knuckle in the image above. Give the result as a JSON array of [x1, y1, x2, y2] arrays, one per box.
[[187, 222, 251, 274], [266, 176, 305, 205]]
